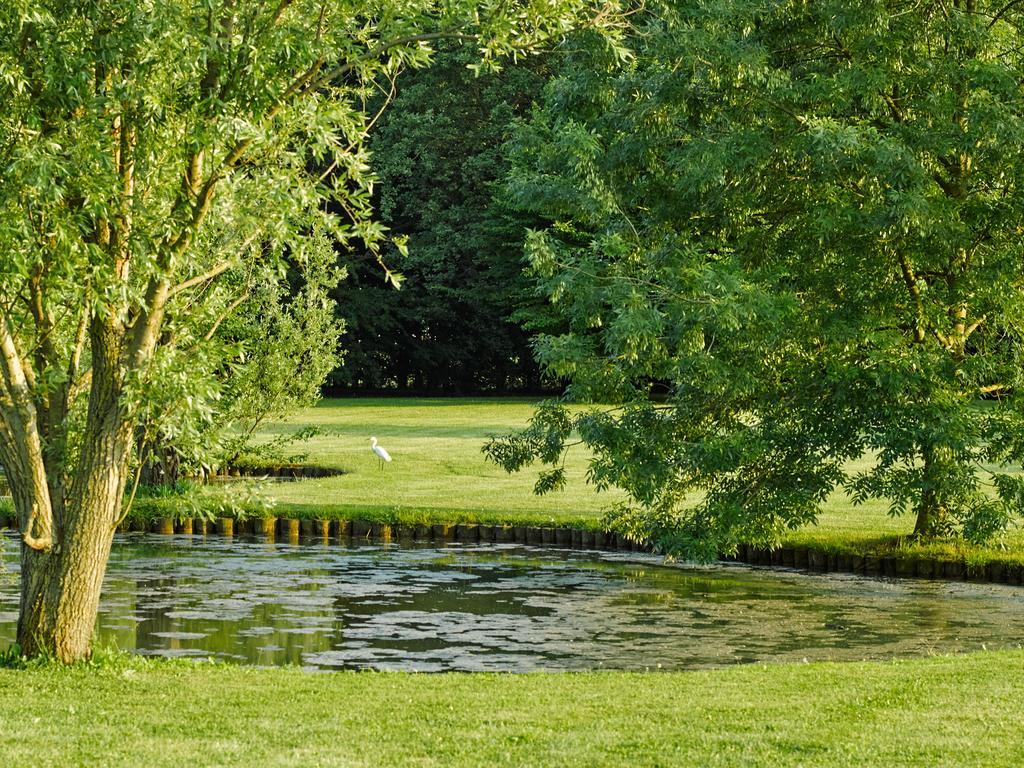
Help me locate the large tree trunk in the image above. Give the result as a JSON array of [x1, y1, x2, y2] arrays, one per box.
[[913, 443, 952, 539], [15, 325, 133, 663], [16, 488, 125, 661], [16, 444, 130, 662]]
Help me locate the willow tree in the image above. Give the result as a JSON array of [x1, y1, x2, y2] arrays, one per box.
[[488, 0, 1024, 558], [0, 0, 623, 662], [135, 232, 344, 487]]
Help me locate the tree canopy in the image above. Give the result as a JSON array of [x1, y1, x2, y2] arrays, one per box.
[[488, 0, 1024, 559]]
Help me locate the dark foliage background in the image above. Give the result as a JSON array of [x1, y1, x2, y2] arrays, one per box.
[[328, 48, 556, 394]]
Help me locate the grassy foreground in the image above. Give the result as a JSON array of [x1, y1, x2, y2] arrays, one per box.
[[169, 397, 1024, 567], [1, 651, 1021, 767]]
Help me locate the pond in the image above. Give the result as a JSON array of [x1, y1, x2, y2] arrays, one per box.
[[1, 532, 1022, 671]]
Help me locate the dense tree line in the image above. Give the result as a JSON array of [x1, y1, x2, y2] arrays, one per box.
[[6, 0, 1024, 664], [328, 48, 551, 394]]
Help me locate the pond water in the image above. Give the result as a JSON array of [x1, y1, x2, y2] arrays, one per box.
[[1, 532, 1022, 671]]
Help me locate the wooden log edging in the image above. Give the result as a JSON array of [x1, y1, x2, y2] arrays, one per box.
[[0, 513, 1018, 587], [727, 544, 1024, 587]]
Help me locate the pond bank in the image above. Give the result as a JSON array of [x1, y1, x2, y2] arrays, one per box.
[[3, 513, 1018, 587]]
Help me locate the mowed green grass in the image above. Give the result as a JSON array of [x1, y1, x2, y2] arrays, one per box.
[[254, 398, 623, 527], [251, 398, 1024, 563], [2, 651, 1023, 767]]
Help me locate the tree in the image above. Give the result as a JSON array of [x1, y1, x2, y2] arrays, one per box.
[[135, 232, 343, 488], [487, 0, 1024, 559], [329, 47, 548, 393], [0, 0, 625, 662]]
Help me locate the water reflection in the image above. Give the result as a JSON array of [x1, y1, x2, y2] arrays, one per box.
[[1, 532, 1022, 671]]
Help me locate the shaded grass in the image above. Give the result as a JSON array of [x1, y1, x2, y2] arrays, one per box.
[[0, 651, 1022, 767], [784, 454, 1024, 567]]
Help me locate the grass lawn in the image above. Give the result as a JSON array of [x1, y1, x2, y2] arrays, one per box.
[[0, 651, 1021, 767], [237, 397, 623, 527], [203, 397, 1024, 566]]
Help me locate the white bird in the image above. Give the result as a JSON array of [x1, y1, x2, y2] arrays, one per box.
[[370, 436, 392, 469]]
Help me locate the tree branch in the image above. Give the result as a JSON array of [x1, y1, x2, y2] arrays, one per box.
[[896, 252, 926, 343], [67, 303, 89, 388], [0, 309, 54, 551], [988, 0, 1024, 29], [313, 31, 479, 91], [204, 292, 250, 342], [169, 260, 234, 296], [979, 383, 1009, 394], [963, 314, 986, 341], [113, 439, 148, 531]]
